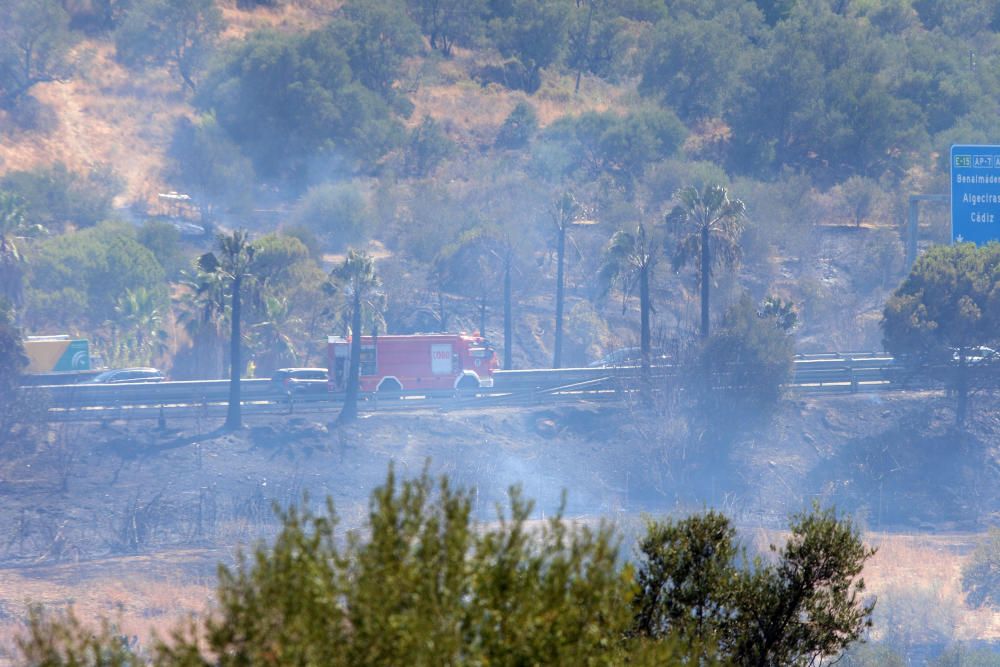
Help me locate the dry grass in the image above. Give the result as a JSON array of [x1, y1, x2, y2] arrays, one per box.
[[747, 529, 1000, 642], [219, 0, 341, 40], [864, 533, 1000, 641], [0, 42, 188, 206], [406, 48, 633, 146], [0, 550, 217, 662]]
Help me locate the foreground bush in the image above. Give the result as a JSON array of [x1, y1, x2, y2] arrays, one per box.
[[18, 467, 874, 665]]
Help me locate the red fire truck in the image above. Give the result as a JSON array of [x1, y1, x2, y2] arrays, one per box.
[[327, 333, 499, 392]]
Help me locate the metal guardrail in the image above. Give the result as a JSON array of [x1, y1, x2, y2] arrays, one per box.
[[23, 352, 959, 422]]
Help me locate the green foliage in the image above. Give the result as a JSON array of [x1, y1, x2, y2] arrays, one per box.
[[566, 0, 647, 84], [533, 108, 685, 187], [640, 6, 760, 122], [251, 233, 312, 290], [196, 27, 403, 182], [962, 527, 1000, 609], [20, 468, 684, 665], [25, 222, 169, 333], [331, 248, 382, 422], [136, 219, 186, 279], [0, 192, 30, 310], [104, 286, 169, 367], [882, 243, 1000, 363], [404, 115, 454, 177], [692, 293, 794, 410], [667, 183, 746, 337], [201, 229, 256, 429], [494, 100, 538, 149], [15, 469, 877, 665], [0, 298, 27, 410], [0, 0, 76, 109], [489, 0, 573, 92], [407, 0, 486, 55], [331, 0, 422, 110], [632, 503, 875, 666], [18, 606, 139, 666], [758, 294, 797, 332], [289, 183, 372, 251], [726, 4, 925, 182], [0, 163, 122, 230], [754, 0, 797, 25], [912, 0, 1000, 36], [633, 510, 738, 650], [114, 0, 223, 91], [167, 114, 256, 215]]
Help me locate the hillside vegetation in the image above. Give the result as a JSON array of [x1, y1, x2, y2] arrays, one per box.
[[4, 0, 993, 375]]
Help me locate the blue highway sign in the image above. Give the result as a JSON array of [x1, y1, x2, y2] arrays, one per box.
[[951, 144, 1000, 244]]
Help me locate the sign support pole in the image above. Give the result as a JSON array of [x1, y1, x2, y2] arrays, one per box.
[[906, 193, 948, 268]]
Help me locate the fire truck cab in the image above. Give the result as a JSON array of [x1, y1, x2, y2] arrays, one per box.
[[327, 333, 498, 392]]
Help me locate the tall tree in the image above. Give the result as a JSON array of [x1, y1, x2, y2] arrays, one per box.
[[199, 230, 255, 431], [490, 0, 573, 93], [633, 504, 875, 666], [0, 0, 76, 109], [666, 184, 746, 339], [551, 191, 583, 369], [114, 0, 223, 92], [249, 295, 302, 376], [406, 0, 486, 56], [108, 286, 168, 368], [598, 222, 661, 375], [0, 299, 30, 444], [882, 243, 1000, 426], [0, 193, 30, 313], [333, 0, 423, 104], [331, 249, 382, 424], [177, 266, 228, 379]]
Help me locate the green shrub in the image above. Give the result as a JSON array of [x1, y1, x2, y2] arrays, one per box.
[[289, 182, 372, 252], [689, 293, 795, 413], [495, 100, 537, 149], [0, 162, 122, 229]]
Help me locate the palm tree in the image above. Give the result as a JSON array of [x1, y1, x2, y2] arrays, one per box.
[[598, 223, 660, 374], [666, 184, 746, 339], [331, 249, 382, 424], [551, 191, 584, 369], [199, 229, 255, 431], [111, 286, 167, 366], [499, 234, 517, 370], [249, 294, 302, 374], [177, 267, 228, 378]]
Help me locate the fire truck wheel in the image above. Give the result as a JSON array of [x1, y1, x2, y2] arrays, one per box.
[[377, 378, 402, 394], [456, 375, 480, 391]]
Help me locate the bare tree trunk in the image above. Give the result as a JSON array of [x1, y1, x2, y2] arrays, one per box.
[[339, 289, 363, 423], [700, 225, 710, 339], [504, 256, 513, 370], [225, 275, 242, 430], [553, 224, 566, 368], [479, 294, 487, 337], [956, 355, 968, 427], [640, 262, 650, 380], [438, 289, 447, 332]]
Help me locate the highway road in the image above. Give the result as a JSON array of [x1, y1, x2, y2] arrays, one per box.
[[20, 352, 920, 423]]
